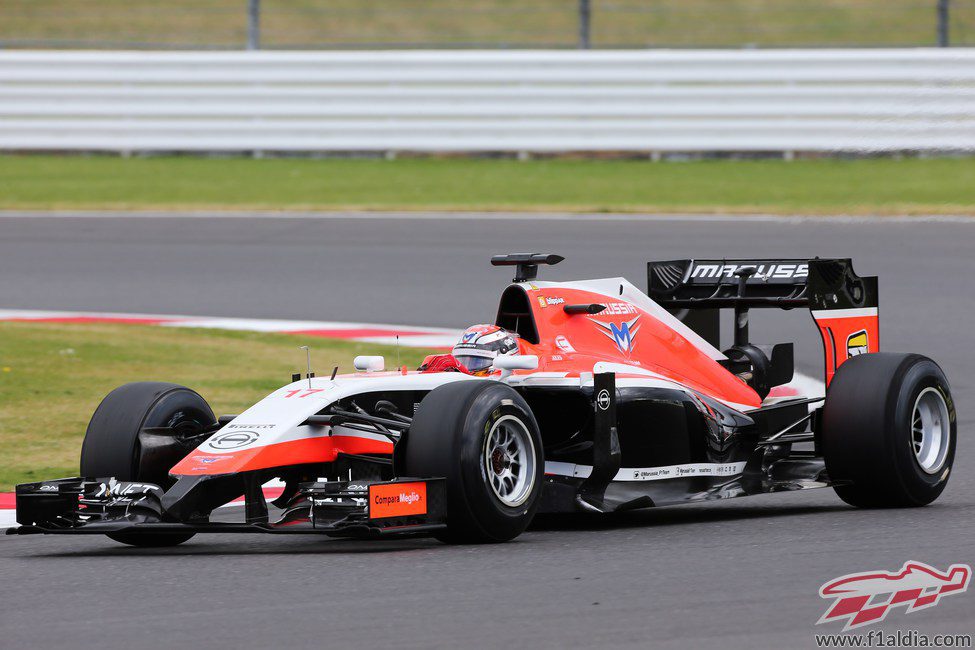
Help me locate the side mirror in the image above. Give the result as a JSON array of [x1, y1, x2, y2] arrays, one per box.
[[353, 355, 385, 372], [493, 354, 539, 380]]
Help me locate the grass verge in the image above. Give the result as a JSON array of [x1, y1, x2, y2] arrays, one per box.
[[0, 322, 432, 491], [1, 155, 974, 215], [3, 0, 974, 48]]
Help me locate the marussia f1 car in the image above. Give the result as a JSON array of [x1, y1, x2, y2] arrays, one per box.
[[11, 254, 957, 546]]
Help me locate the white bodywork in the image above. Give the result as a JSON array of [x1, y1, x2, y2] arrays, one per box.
[[189, 277, 778, 464], [196, 371, 481, 456]]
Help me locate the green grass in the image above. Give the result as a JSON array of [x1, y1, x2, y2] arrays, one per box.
[[1, 155, 974, 215], [2, 0, 973, 48], [0, 322, 432, 491]]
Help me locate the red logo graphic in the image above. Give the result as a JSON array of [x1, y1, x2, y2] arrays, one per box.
[[818, 561, 971, 631]]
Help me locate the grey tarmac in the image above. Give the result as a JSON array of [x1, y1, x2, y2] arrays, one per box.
[[0, 212, 972, 649]]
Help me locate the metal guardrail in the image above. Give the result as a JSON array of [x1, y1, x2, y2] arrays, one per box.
[[1, 50, 974, 153]]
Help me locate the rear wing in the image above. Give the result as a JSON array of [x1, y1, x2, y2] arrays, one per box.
[[647, 259, 878, 385]]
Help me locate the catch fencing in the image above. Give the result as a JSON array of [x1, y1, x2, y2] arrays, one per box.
[[1, 49, 974, 153]]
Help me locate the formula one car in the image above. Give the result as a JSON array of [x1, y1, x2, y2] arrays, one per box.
[[11, 254, 957, 546]]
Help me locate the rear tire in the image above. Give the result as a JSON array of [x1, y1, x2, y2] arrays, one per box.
[[404, 380, 544, 544], [821, 353, 956, 508], [81, 382, 215, 547]]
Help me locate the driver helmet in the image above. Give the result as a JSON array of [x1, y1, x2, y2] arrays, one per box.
[[452, 324, 520, 375]]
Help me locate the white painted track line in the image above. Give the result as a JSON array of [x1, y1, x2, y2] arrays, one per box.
[[0, 308, 461, 348]]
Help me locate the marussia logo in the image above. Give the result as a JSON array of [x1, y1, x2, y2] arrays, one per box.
[[592, 316, 641, 354], [818, 561, 971, 631], [690, 262, 809, 280]]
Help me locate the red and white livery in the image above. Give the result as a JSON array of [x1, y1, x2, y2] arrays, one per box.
[[12, 254, 958, 546]]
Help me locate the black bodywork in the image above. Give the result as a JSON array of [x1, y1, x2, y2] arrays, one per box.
[[12, 376, 822, 538], [530, 373, 825, 514]]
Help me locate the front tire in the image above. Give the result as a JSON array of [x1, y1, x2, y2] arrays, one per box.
[[404, 380, 544, 544], [821, 353, 956, 508], [81, 382, 215, 547]]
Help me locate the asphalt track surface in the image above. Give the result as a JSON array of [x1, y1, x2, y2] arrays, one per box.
[[1, 213, 973, 649]]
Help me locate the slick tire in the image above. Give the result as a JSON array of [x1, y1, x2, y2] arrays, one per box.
[[81, 382, 215, 547], [405, 381, 544, 544], [821, 353, 956, 508]]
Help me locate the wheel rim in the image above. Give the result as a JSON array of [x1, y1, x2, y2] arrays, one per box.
[[911, 387, 951, 474], [483, 415, 536, 507]]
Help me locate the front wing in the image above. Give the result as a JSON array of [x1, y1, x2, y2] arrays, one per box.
[[9, 476, 447, 539]]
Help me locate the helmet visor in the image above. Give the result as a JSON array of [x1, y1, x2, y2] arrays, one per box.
[[455, 354, 495, 373]]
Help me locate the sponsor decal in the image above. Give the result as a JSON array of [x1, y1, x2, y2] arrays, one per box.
[[818, 561, 971, 631], [536, 296, 567, 308], [368, 481, 427, 519], [596, 389, 611, 411], [550, 354, 563, 361], [625, 462, 745, 481], [690, 262, 809, 281], [92, 478, 158, 498], [846, 329, 868, 358], [207, 430, 260, 450], [598, 302, 638, 316], [554, 335, 575, 353], [226, 423, 275, 430], [544, 461, 747, 482], [191, 455, 229, 464], [38, 484, 59, 492], [592, 315, 641, 354]]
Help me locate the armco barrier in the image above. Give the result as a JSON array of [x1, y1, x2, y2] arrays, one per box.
[[1, 49, 974, 153]]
